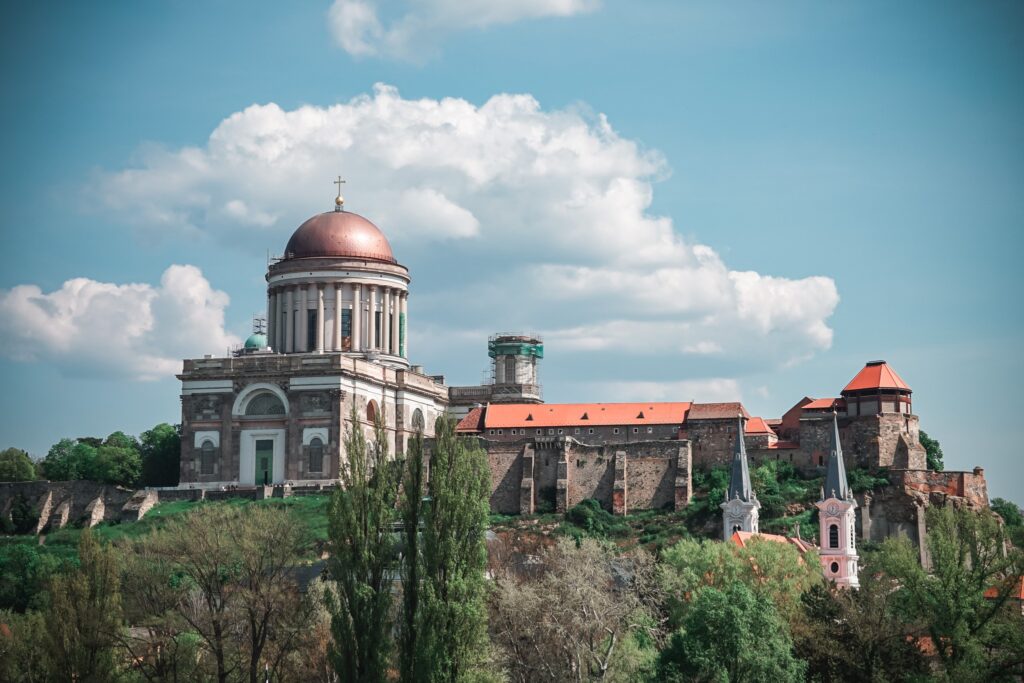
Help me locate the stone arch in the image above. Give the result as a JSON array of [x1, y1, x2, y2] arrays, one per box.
[[411, 408, 425, 432], [232, 382, 290, 417], [366, 399, 379, 425]]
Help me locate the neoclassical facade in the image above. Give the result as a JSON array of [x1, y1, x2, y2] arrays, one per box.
[[177, 191, 447, 487]]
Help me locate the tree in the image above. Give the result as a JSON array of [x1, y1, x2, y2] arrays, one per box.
[[0, 608, 49, 683], [399, 428, 426, 683], [140, 423, 181, 487], [793, 579, 928, 682], [128, 503, 311, 683], [875, 506, 1024, 682], [656, 583, 806, 683], [91, 431, 142, 486], [490, 537, 657, 683], [0, 542, 63, 612], [920, 429, 944, 471], [416, 416, 491, 682], [0, 448, 36, 482], [991, 498, 1024, 548], [658, 536, 821, 623], [39, 438, 92, 481], [44, 527, 124, 682], [325, 405, 399, 683]]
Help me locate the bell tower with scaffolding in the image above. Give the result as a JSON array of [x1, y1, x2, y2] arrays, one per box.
[[488, 334, 544, 403]]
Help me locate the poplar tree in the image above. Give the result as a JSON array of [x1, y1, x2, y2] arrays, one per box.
[[415, 416, 491, 682], [44, 527, 123, 682], [326, 404, 400, 683], [398, 428, 426, 683]]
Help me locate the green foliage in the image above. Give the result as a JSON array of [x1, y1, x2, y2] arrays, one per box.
[[920, 429, 944, 471], [39, 433, 142, 486], [139, 422, 180, 487], [659, 536, 821, 624], [44, 527, 123, 682], [326, 405, 399, 683], [563, 498, 631, 539], [0, 448, 36, 482], [793, 579, 928, 682], [416, 415, 492, 681], [874, 506, 1024, 681], [399, 429, 426, 683], [0, 608, 48, 683], [8, 493, 40, 535], [992, 497, 1024, 548], [0, 542, 64, 612], [846, 466, 890, 493], [656, 583, 806, 683]]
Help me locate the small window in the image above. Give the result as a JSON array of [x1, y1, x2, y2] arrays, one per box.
[[488, 429, 494, 435], [647, 427, 653, 434], [366, 400, 378, 424], [497, 429, 503, 435], [613, 428, 620, 435], [200, 440, 215, 475], [830, 561, 840, 574], [588, 428, 594, 434], [829, 523, 839, 549], [536, 429, 542, 435], [632, 427, 638, 434], [574, 428, 580, 434], [548, 429, 554, 435], [557, 428, 564, 435], [309, 437, 324, 473]]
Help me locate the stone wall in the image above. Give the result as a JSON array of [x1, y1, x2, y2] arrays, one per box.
[[0, 481, 136, 532], [463, 437, 692, 515]]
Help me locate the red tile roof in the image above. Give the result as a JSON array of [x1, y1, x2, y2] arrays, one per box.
[[802, 397, 846, 411], [687, 402, 750, 420], [730, 530, 815, 553], [745, 417, 776, 435], [984, 576, 1024, 601], [481, 402, 693, 429], [842, 361, 911, 393], [455, 407, 485, 433]]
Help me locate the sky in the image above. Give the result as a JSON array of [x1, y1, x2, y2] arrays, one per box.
[[0, 1, 1021, 500]]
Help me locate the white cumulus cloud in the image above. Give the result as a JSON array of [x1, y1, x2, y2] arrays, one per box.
[[92, 84, 839, 391], [0, 266, 239, 380], [327, 0, 599, 61]]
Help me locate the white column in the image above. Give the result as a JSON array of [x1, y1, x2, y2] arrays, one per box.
[[380, 288, 387, 356], [401, 292, 408, 358], [352, 284, 362, 352], [275, 290, 285, 352], [333, 284, 342, 351], [297, 286, 308, 352], [284, 287, 294, 353], [368, 286, 378, 350], [391, 289, 400, 355], [316, 286, 325, 353], [266, 291, 275, 351]]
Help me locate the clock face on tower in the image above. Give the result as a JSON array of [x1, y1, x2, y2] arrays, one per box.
[[826, 503, 839, 517]]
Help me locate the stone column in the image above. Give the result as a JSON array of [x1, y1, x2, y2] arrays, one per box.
[[368, 286, 378, 350], [266, 290, 276, 351], [316, 286, 325, 353], [284, 287, 294, 353], [275, 289, 285, 352], [382, 288, 391, 354], [296, 286, 307, 352], [332, 284, 342, 351], [391, 289, 400, 355], [400, 292, 408, 358], [352, 284, 362, 352]]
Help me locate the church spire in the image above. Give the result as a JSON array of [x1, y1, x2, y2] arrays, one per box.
[[823, 411, 851, 501], [728, 414, 754, 502]]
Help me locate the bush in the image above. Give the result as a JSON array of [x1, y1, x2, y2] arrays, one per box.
[[563, 499, 630, 539]]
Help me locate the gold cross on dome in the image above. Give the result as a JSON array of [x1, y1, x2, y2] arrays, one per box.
[[334, 176, 346, 194]]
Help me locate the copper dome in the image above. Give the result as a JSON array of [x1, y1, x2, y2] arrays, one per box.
[[284, 211, 396, 263]]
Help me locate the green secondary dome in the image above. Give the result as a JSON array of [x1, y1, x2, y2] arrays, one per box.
[[244, 333, 267, 350]]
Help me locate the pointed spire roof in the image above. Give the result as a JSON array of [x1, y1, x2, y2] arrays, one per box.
[[823, 412, 852, 501], [728, 415, 755, 503]]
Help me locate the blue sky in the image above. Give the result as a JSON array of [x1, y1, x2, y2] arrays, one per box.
[[1, 1, 1021, 500]]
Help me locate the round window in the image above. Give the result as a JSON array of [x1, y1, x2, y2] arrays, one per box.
[[830, 561, 840, 574]]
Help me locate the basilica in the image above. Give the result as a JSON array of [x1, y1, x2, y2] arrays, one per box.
[[177, 186, 447, 487]]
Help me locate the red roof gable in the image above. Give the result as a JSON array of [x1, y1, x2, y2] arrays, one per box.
[[744, 417, 775, 435], [482, 402, 692, 429], [730, 530, 815, 553], [455, 407, 486, 433], [687, 402, 750, 420], [842, 361, 911, 393], [802, 397, 847, 411]]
